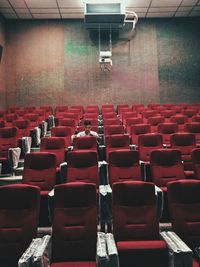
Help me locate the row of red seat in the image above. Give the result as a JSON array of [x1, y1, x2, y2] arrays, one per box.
[[1, 179, 200, 267]]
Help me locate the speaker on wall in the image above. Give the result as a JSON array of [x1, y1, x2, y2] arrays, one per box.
[[0, 45, 3, 63]]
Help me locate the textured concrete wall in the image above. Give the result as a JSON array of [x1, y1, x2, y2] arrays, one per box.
[[0, 15, 6, 108], [4, 18, 200, 108]]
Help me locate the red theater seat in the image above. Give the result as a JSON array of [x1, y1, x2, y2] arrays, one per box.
[[112, 181, 168, 267], [51, 182, 97, 266], [108, 150, 141, 186], [0, 184, 40, 267]]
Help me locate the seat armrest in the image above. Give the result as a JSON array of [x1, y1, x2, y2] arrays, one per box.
[[18, 238, 41, 267], [160, 231, 193, 267], [154, 185, 164, 220], [139, 160, 146, 181], [99, 161, 108, 185], [105, 233, 119, 267], [67, 146, 73, 151], [60, 162, 67, 183], [96, 232, 108, 267], [32, 235, 52, 267], [129, 144, 137, 150]]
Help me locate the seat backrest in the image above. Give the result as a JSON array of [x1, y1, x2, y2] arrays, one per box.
[[103, 118, 121, 126], [51, 126, 72, 147], [125, 117, 143, 133], [13, 119, 30, 138], [40, 137, 65, 166], [150, 149, 185, 187], [105, 134, 130, 159], [0, 184, 40, 266], [108, 150, 141, 185], [67, 151, 99, 185], [191, 148, 200, 179], [52, 182, 97, 262], [138, 133, 163, 162], [170, 133, 196, 147], [0, 127, 18, 156], [23, 152, 57, 191], [167, 179, 200, 248], [113, 181, 160, 241], [157, 122, 178, 144], [104, 125, 125, 136], [73, 136, 98, 151]]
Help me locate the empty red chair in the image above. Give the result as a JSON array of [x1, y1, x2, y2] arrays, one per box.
[[80, 118, 98, 127], [66, 151, 99, 185], [147, 103, 161, 109], [0, 109, 7, 118], [84, 112, 99, 120], [130, 123, 151, 146], [70, 105, 84, 117], [104, 125, 125, 136], [121, 111, 138, 125], [0, 184, 40, 267], [185, 122, 200, 145], [0, 120, 5, 128], [150, 149, 185, 221], [40, 137, 66, 167], [51, 126, 72, 147], [125, 117, 143, 134], [51, 182, 98, 266], [8, 106, 18, 113], [147, 116, 165, 132], [35, 108, 46, 122], [0, 127, 18, 173], [40, 105, 53, 117], [24, 106, 36, 113], [162, 103, 174, 109], [63, 112, 80, 124], [24, 113, 39, 129], [170, 133, 196, 172], [103, 118, 121, 126], [170, 114, 188, 131], [58, 118, 77, 133], [168, 180, 200, 250], [138, 133, 163, 162], [15, 108, 26, 118], [4, 113, 18, 127], [184, 109, 198, 121], [113, 181, 168, 267], [108, 150, 141, 186], [23, 152, 57, 193], [160, 109, 175, 122], [55, 105, 68, 117], [142, 110, 158, 123], [157, 122, 178, 146], [117, 104, 129, 113], [72, 136, 98, 153], [192, 148, 200, 179], [150, 149, 185, 188], [22, 152, 57, 226], [118, 107, 132, 117], [13, 119, 30, 138], [102, 104, 115, 113], [105, 134, 130, 160], [192, 115, 200, 123], [102, 112, 117, 119], [85, 105, 99, 113], [132, 103, 145, 111]]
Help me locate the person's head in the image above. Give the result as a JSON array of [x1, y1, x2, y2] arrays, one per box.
[[84, 120, 92, 134]]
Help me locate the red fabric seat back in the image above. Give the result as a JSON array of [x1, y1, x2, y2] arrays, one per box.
[[67, 151, 99, 186], [192, 148, 200, 179], [40, 137, 65, 166], [52, 182, 97, 262], [104, 125, 125, 136], [73, 136, 98, 151], [167, 179, 200, 248], [138, 133, 163, 162], [130, 124, 151, 146], [0, 184, 40, 266], [51, 126, 72, 147], [23, 152, 57, 191], [0, 127, 18, 156], [113, 181, 160, 241], [108, 150, 141, 185], [103, 118, 121, 126], [150, 149, 185, 187]]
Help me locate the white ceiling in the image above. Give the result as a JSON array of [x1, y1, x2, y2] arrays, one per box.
[[0, 0, 200, 19]]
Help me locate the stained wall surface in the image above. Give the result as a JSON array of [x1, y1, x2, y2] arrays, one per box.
[[3, 18, 200, 108]]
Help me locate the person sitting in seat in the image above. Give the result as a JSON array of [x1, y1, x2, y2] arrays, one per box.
[[71, 119, 99, 143]]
